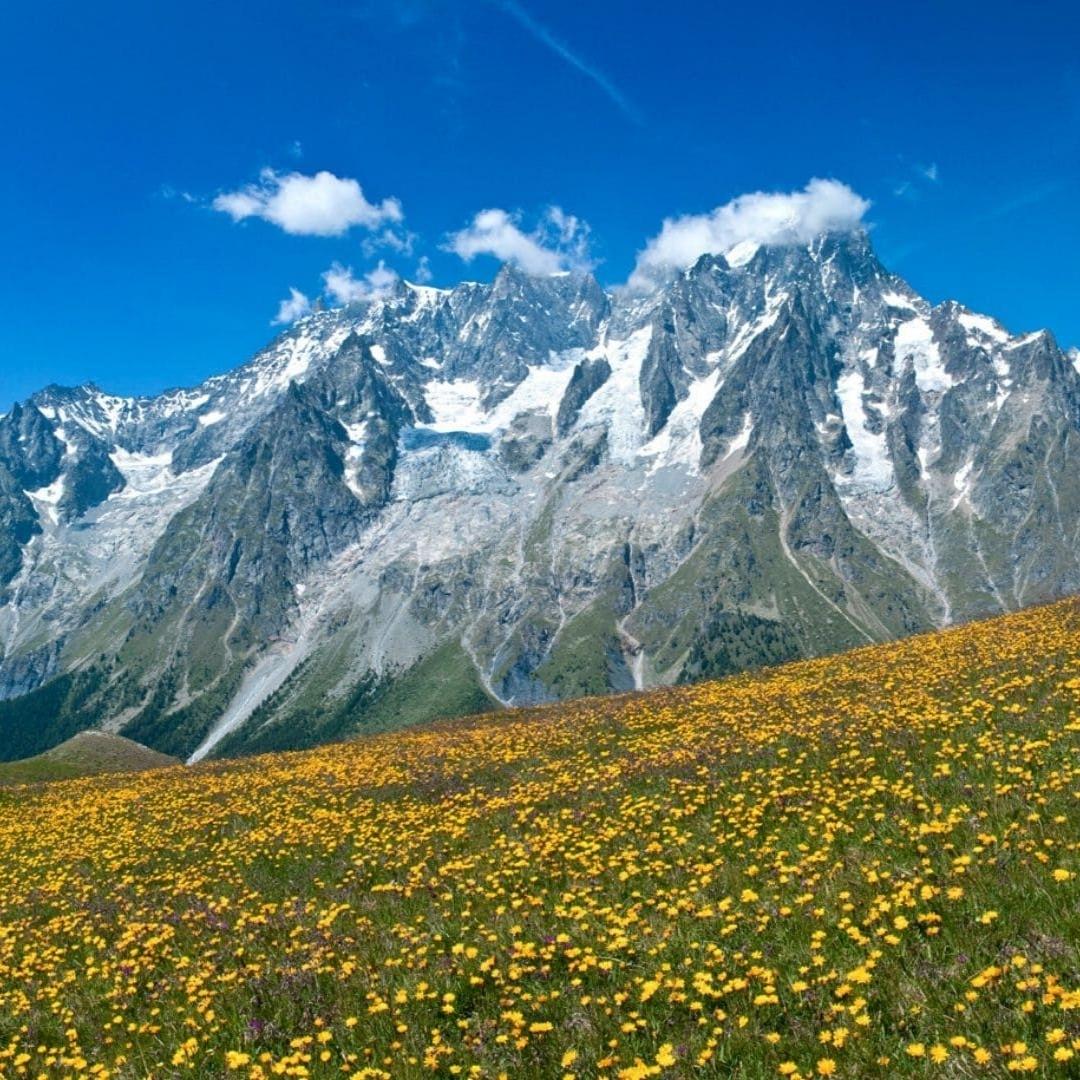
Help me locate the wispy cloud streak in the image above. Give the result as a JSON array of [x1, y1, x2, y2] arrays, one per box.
[[981, 180, 1066, 221], [496, 0, 641, 123]]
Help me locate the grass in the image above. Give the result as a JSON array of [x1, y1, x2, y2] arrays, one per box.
[[216, 639, 498, 756], [0, 730, 179, 786], [535, 595, 628, 697], [0, 598, 1078, 1078]]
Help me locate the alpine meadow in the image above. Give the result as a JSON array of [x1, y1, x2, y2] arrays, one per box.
[[0, 600, 1079, 1077], [2, 1, 1079, 1078]]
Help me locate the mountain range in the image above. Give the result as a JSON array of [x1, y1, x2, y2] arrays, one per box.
[[3, 230, 1079, 762]]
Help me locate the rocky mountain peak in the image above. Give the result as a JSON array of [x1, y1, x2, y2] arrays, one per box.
[[2, 231, 1079, 763]]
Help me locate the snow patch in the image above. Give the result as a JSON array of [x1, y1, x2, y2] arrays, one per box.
[[157, 391, 210, 418], [197, 409, 226, 427], [90, 393, 130, 433], [1005, 332, 1044, 351], [397, 283, 449, 323], [639, 367, 724, 473], [422, 357, 576, 437], [882, 290, 918, 310], [343, 422, 368, 498], [26, 476, 66, 525], [576, 327, 653, 464], [895, 317, 953, 393], [724, 240, 760, 268], [951, 459, 975, 510], [836, 369, 892, 489], [724, 299, 785, 365], [108, 449, 176, 499], [236, 325, 350, 402], [958, 312, 1009, 345], [722, 412, 753, 459]]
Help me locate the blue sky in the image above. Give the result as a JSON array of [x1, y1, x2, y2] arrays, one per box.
[[2, 0, 1078, 406]]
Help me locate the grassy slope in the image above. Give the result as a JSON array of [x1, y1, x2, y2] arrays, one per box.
[[535, 595, 630, 698], [0, 599, 1078, 1077], [215, 639, 499, 757], [0, 730, 179, 786]]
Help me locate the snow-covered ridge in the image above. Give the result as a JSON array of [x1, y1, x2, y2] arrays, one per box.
[[959, 312, 1010, 345], [11, 238, 1056, 525], [11, 245, 1048, 478], [4, 232, 1076, 736]]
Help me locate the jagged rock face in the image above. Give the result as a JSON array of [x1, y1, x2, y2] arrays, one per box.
[[1, 231, 1079, 762], [0, 465, 40, 591], [136, 382, 369, 643], [556, 356, 611, 436], [0, 403, 66, 491]]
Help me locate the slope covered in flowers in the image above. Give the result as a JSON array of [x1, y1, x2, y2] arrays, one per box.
[[0, 599, 1079, 1079]]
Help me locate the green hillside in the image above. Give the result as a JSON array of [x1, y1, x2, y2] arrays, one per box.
[[0, 729, 179, 786]]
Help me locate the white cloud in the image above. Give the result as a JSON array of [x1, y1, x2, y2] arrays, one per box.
[[272, 287, 312, 325], [322, 261, 399, 304], [213, 169, 403, 237], [628, 178, 871, 291], [446, 206, 592, 275], [414, 255, 434, 284], [362, 226, 417, 258], [541, 206, 592, 266]]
